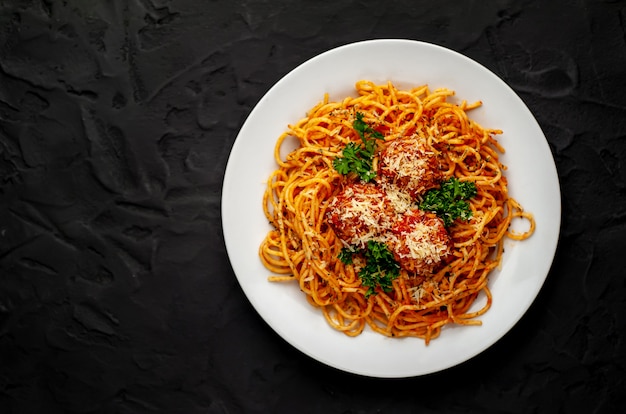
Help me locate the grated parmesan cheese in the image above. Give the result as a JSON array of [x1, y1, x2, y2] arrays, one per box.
[[378, 137, 441, 198]]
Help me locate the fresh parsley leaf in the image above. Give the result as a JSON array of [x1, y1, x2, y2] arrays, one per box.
[[332, 143, 359, 175], [332, 112, 384, 182], [360, 240, 400, 298], [419, 178, 477, 227], [353, 112, 384, 142], [332, 143, 376, 181], [338, 246, 357, 265], [338, 240, 400, 298]]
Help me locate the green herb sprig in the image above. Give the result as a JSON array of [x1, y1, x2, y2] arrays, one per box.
[[338, 240, 400, 298], [419, 177, 477, 227], [332, 112, 384, 182]]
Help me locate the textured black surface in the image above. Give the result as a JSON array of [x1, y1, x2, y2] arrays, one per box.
[[1, 1, 626, 413]]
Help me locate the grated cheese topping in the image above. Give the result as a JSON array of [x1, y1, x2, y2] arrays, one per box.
[[395, 222, 447, 263], [380, 181, 413, 214], [388, 209, 451, 274], [326, 183, 394, 248], [379, 137, 441, 198]]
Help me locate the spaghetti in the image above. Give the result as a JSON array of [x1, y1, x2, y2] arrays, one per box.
[[259, 80, 535, 344]]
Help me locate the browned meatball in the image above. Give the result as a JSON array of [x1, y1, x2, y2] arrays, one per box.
[[388, 208, 451, 274], [326, 183, 395, 248], [378, 138, 442, 199]]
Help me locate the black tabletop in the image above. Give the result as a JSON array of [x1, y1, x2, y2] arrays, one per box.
[[1, 1, 625, 413]]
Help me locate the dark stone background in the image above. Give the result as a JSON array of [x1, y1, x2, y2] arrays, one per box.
[[1, 1, 625, 413]]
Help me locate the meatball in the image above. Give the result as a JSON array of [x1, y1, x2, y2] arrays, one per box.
[[378, 138, 442, 199], [326, 183, 395, 248], [388, 208, 451, 274]]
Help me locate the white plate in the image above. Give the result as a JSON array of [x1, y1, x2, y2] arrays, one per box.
[[221, 39, 561, 378]]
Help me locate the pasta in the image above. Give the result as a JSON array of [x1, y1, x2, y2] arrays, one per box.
[[259, 80, 535, 344]]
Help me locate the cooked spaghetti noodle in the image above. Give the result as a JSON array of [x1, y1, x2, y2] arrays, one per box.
[[259, 80, 535, 344]]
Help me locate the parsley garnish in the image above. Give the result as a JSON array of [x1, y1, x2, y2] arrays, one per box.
[[353, 111, 384, 143], [337, 246, 357, 265], [419, 177, 477, 227], [338, 241, 400, 298], [332, 112, 384, 182]]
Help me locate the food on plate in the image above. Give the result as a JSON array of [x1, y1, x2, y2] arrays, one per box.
[[259, 80, 535, 343]]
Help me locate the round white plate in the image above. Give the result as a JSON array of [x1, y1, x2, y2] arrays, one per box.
[[221, 39, 561, 378]]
